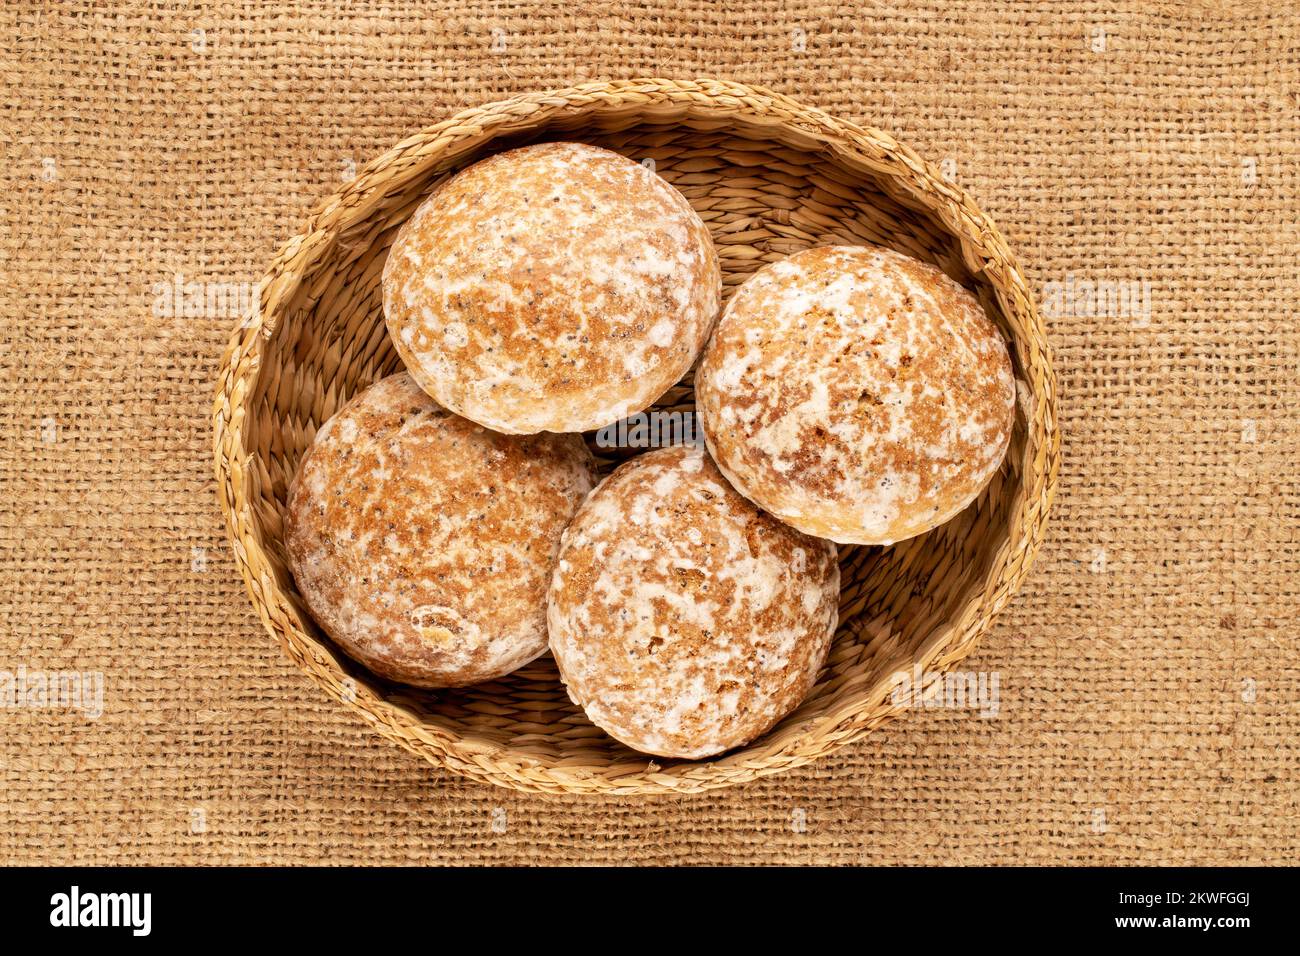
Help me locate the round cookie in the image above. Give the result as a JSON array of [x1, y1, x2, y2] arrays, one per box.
[[547, 444, 840, 759], [382, 141, 722, 434], [285, 373, 597, 688], [696, 245, 1016, 545]]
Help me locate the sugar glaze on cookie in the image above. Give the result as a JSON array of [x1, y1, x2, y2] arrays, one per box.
[[697, 245, 1015, 545], [547, 445, 839, 759], [383, 142, 722, 434], [285, 373, 597, 687]]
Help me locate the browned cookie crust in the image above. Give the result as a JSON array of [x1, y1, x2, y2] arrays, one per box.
[[697, 245, 1015, 545], [548, 445, 839, 759], [285, 373, 597, 687], [383, 142, 721, 434]]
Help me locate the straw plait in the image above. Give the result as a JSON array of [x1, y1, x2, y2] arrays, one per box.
[[213, 78, 1059, 794]]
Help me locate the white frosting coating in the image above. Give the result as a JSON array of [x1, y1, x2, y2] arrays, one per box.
[[697, 245, 1015, 545], [383, 142, 722, 434], [285, 373, 597, 687], [548, 445, 839, 759]]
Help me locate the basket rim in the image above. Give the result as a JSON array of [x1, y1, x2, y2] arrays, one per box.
[[212, 77, 1061, 795]]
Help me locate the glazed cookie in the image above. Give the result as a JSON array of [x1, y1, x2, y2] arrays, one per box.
[[547, 444, 840, 759], [382, 141, 722, 434], [696, 245, 1016, 545], [285, 373, 597, 688]]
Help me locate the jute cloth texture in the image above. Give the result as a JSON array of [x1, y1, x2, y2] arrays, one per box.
[[1, 1, 1296, 864]]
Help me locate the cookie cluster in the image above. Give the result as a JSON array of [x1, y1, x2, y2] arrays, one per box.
[[285, 142, 1015, 759]]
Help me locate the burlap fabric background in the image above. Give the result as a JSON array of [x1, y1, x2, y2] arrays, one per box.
[[2, 1, 1296, 865]]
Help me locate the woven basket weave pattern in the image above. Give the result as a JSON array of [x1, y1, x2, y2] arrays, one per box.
[[213, 78, 1059, 795]]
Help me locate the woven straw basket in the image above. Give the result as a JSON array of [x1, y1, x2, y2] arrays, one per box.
[[214, 78, 1059, 795]]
